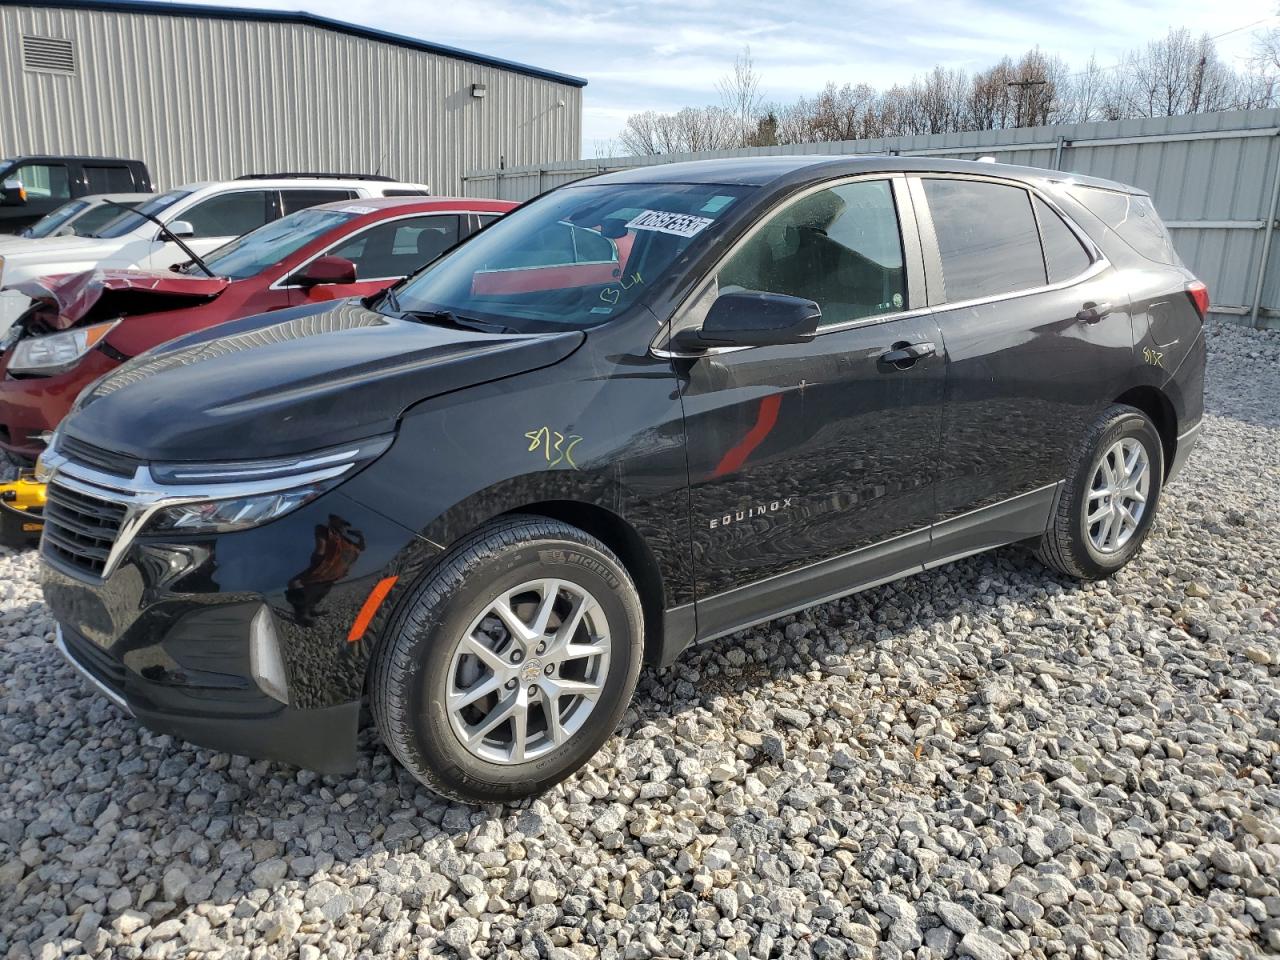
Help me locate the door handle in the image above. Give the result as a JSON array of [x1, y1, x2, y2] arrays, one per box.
[[1077, 301, 1112, 324], [880, 340, 936, 368]]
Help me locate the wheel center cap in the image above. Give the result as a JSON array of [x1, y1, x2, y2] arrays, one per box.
[[521, 659, 543, 683]]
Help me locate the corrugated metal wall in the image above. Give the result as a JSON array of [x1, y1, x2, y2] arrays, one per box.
[[0, 3, 582, 195], [464, 109, 1280, 328]]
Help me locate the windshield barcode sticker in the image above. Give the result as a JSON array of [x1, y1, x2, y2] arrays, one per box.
[[625, 209, 715, 238], [338, 205, 379, 214]]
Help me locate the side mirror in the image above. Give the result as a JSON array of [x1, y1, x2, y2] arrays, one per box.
[[671, 290, 821, 351], [1, 179, 26, 206], [290, 255, 358, 288], [166, 220, 195, 239]]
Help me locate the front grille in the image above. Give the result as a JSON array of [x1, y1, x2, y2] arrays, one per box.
[[59, 436, 141, 478], [41, 480, 128, 576]]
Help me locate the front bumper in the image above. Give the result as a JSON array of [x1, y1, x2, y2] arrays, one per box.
[[42, 486, 436, 774], [0, 348, 120, 461], [56, 622, 361, 773]]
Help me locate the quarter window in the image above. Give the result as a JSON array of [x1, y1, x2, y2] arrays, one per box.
[[923, 179, 1045, 301], [181, 190, 274, 238], [718, 180, 906, 327], [330, 215, 461, 280], [1034, 197, 1091, 282]]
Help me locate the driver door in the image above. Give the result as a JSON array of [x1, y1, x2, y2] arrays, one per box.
[[671, 177, 945, 637]]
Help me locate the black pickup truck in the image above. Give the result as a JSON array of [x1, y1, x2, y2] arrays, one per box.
[[0, 155, 152, 233]]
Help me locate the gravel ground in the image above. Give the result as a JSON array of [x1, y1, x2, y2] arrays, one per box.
[[1, 320, 1278, 960]]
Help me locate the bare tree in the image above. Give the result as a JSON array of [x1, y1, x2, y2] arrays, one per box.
[[717, 47, 764, 147]]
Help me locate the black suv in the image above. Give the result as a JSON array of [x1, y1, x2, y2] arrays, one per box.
[[39, 156, 1206, 803], [0, 155, 152, 233]]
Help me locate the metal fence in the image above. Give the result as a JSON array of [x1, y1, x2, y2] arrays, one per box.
[[463, 108, 1280, 328]]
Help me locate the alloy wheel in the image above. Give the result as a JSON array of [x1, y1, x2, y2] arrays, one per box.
[[445, 578, 611, 765], [1086, 437, 1151, 554]]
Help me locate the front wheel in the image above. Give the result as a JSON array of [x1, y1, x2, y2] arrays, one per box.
[[370, 516, 643, 803], [1036, 404, 1165, 580]]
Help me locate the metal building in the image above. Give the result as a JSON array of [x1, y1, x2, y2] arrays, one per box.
[[0, 0, 585, 195]]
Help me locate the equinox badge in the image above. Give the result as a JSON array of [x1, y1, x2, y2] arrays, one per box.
[[710, 498, 795, 529]]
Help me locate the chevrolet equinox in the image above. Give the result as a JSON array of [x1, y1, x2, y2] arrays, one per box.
[[39, 157, 1206, 803]]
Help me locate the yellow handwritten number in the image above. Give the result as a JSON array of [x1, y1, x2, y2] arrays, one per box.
[[525, 427, 584, 470]]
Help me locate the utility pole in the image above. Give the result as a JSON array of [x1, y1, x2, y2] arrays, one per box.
[[1008, 78, 1048, 127]]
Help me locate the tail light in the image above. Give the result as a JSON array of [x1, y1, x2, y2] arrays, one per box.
[[1186, 280, 1209, 320]]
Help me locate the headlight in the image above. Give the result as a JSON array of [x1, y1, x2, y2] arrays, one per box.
[[144, 435, 393, 534], [7, 320, 119, 375]]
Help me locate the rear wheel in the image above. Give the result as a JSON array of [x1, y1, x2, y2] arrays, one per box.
[[371, 515, 643, 803], [1037, 404, 1164, 580]]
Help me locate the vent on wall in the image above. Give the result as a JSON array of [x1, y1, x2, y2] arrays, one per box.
[[22, 35, 76, 74]]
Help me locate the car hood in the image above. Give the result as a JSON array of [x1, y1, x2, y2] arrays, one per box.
[[9, 269, 229, 330], [0, 234, 111, 262], [66, 299, 585, 461]]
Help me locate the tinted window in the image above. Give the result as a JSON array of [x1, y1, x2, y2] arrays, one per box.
[[279, 188, 358, 215], [83, 165, 137, 193], [181, 190, 274, 238], [76, 201, 143, 236], [12, 162, 70, 200], [383, 189, 430, 197], [1034, 197, 1091, 283], [719, 180, 906, 326], [331, 215, 460, 279], [1066, 185, 1180, 265], [94, 189, 192, 238], [924, 179, 1045, 301]]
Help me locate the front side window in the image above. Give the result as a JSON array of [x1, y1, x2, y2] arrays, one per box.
[[1033, 197, 1092, 283], [718, 179, 906, 327], [193, 207, 360, 279], [94, 189, 191, 238], [24, 199, 88, 238], [330, 215, 461, 279], [388, 182, 752, 332], [13, 162, 70, 200], [924, 178, 1045, 302], [181, 190, 274, 238]]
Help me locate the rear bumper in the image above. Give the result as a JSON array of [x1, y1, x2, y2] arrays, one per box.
[[56, 622, 361, 774], [1166, 420, 1202, 485]]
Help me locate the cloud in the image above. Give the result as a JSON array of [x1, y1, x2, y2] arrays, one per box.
[[183, 0, 1277, 146]]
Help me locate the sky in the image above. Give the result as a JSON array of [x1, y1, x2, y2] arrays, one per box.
[[189, 0, 1276, 149]]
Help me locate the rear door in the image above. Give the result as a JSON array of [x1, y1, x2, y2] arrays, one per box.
[[673, 176, 945, 635], [913, 174, 1135, 562]]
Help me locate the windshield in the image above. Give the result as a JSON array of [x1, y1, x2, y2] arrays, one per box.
[[94, 189, 192, 239], [23, 199, 89, 238], [187, 207, 360, 279], [388, 182, 752, 331]]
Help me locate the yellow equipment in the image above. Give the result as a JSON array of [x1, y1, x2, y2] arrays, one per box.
[[0, 473, 45, 549]]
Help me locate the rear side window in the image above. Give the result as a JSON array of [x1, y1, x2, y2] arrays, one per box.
[[280, 188, 359, 215], [1066, 185, 1180, 265], [83, 165, 137, 193], [924, 179, 1045, 301], [1033, 197, 1092, 282], [719, 179, 906, 327], [382, 189, 430, 197], [182, 190, 274, 238]]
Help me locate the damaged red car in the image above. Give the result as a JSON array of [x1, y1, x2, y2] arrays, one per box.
[[0, 196, 514, 462]]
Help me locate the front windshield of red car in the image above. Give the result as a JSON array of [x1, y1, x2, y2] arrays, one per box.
[[386, 182, 752, 331], [190, 207, 361, 279]]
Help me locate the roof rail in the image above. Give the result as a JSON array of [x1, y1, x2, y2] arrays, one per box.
[[235, 172, 397, 182]]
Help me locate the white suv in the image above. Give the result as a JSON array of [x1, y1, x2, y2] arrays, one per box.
[[0, 174, 430, 330]]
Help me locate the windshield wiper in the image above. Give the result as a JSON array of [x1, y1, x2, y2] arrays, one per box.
[[101, 199, 218, 279], [401, 308, 516, 335]]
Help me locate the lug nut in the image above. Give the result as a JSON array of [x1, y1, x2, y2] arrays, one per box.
[[536, 643, 546, 655], [544, 664, 554, 676], [506, 679, 516, 690], [510, 650, 523, 663], [528, 685, 538, 697]]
